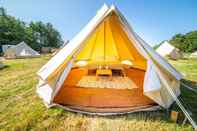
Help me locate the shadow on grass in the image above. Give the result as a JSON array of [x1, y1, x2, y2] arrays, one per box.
[[0, 65, 10, 70], [171, 79, 197, 123], [181, 79, 197, 88]]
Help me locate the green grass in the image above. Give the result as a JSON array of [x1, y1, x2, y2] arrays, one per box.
[[0, 56, 196, 131], [169, 58, 197, 123]]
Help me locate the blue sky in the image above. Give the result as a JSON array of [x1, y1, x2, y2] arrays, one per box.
[[1, 0, 197, 46]]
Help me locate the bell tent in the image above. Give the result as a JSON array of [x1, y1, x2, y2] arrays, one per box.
[[156, 41, 182, 60], [4, 41, 40, 59], [37, 5, 184, 115], [2, 44, 15, 53], [190, 51, 197, 59]]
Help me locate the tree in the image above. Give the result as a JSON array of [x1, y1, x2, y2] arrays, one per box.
[[185, 31, 197, 51], [0, 15, 26, 45], [0, 7, 63, 53], [170, 32, 197, 52], [0, 7, 6, 16], [28, 22, 62, 50], [45, 23, 62, 48]]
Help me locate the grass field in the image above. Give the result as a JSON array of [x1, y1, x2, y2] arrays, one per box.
[[0, 55, 196, 131]]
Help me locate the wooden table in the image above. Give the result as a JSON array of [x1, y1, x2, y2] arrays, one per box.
[[96, 69, 112, 80]]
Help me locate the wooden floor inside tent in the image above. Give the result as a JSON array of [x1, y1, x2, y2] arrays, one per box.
[[54, 67, 156, 113]]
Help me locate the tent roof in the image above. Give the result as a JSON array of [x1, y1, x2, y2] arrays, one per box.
[[156, 41, 176, 56], [37, 4, 182, 81], [5, 41, 40, 56]]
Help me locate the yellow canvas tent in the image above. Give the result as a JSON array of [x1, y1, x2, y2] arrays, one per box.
[[37, 4, 185, 115]]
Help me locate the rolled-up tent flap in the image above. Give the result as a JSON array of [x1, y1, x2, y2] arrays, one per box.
[[50, 59, 74, 102], [36, 84, 53, 104], [143, 60, 166, 107], [144, 60, 161, 92]]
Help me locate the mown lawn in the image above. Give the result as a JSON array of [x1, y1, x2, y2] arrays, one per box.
[[0, 55, 196, 131]]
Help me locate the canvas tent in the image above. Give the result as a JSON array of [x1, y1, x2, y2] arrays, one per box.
[[190, 51, 197, 58], [37, 5, 184, 115], [156, 41, 182, 60], [2, 45, 15, 53], [4, 41, 40, 59]]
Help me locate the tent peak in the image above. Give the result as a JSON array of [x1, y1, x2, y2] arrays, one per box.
[[97, 3, 109, 14], [102, 3, 109, 8], [110, 4, 116, 10], [18, 41, 27, 46], [99, 4, 117, 12]]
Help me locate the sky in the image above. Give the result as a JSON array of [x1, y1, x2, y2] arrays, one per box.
[[0, 0, 197, 46]]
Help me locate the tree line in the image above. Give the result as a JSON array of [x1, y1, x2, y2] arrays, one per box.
[[169, 31, 197, 52], [0, 7, 63, 52]]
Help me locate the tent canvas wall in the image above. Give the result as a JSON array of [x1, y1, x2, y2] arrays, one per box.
[[2, 45, 15, 53], [37, 4, 183, 114], [156, 41, 182, 60], [190, 51, 197, 58], [4, 41, 40, 59]]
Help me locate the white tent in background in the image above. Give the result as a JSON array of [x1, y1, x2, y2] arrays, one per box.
[[190, 51, 197, 58], [4, 41, 40, 59], [36, 4, 196, 128], [156, 41, 182, 60], [2, 45, 15, 53]]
